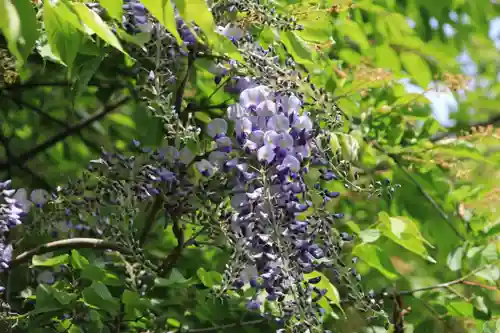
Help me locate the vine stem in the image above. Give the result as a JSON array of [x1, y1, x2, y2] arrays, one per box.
[[8, 238, 131, 269], [139, 195, 164, 245], [397, 260, 499, 296]]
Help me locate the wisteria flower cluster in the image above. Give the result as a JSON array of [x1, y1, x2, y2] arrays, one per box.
[[0, 180, 23, 290], [190, 83, 350, 327]]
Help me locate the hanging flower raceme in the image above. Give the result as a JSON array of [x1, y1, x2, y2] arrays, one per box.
[[0, 180, 25, 290], [201, 82, 345, 322]]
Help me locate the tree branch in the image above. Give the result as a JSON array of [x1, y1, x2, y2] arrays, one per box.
[[430, 113, 500, 143], [4, 94, 102, 154], [0, 96, 132, 171], [8, 238, 132, 269], [159, 212, 185, 276], [0, 131, 53, 190], [397, 260, 499, 296], [177, 52, 196, 123]]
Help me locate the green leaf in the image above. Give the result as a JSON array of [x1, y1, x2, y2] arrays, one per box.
[[446, 301, 475, 318], [44, 0, 83, 71], [0, 0, 39, 65], [338, 20, 370, 51], [377, 212, 436, 263], [71, 3, 125, 54], [122, 290, 151, 311], [375, 44, 401, 72], [338, 133, 360, 161], [482, 320, 500, 333], [173, 0, 242, 62], [400, 52, 432, 88], [474, 265, 499, 284], [173, 0, 212, 38], [109, 113, 136, 129], [280, 30, 313, 65], [70, 250, 89, 269], [447, 245, 465, 272], [82, 281, 120, 315], [140, 0, 182, 44], [304, 271, 343, 316], [53, 290, 77, 305], [297, 12, 333, 43], [100, 0, 123, 21], [88, 310, 104, 330], [32, 254, 69, 267], [72, 54, 105, 95], [197, 267, 222, 288], [352, 244, 400, 280], [34, 284, 62, 314], [0, 0, 20, 60], [81, 265, 123, 286], [392, 93, 431, 108], [154, 268, 190, 287], [359, 229, 381, 243], [338, 49, 361, 65]]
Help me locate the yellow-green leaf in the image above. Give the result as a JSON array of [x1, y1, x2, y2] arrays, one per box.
[[72, 3, 125, 54], [44, 0, 83, 71], [375, 44, 400, 72], [173, 0, 243, 62], [377, 212, 436, 263], [280, 30, 314, 65], [0, 0, 21, 58], [0, 0, 39, 65], [352, 244, 400, 280], [100, 0, 123, 21], [400, 52, 432, 88], [140, 0, 182, 44], [338, 20, 370, 51], [304, 271, 344, 316]]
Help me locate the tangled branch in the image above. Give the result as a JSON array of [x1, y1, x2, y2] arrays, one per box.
[[0, 96, 132, 171]]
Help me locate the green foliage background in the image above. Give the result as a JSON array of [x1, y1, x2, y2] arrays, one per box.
[[0, 0, 499, 332]]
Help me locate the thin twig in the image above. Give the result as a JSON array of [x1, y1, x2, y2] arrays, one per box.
[[430, 113, 500, 143], [185, 101, 231, 113], [4, 94, 102, 153], [0, 96, 132, 170], [139, 195, 164, 245], [177, 52, 195, 123], [397, 260, 499, 296], [0, 131, 53, 190], [159, 211, 185, 276], [8, 238, 132, 269]]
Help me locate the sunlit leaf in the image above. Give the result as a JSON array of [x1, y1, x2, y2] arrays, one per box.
[[352, 244, 400, 280], [377, 212, 436, 263], [72, 3, 126, 54], [140, 0, 182, 44]]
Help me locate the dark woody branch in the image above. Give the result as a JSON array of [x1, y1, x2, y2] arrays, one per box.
[[0, 96, 132, 171]]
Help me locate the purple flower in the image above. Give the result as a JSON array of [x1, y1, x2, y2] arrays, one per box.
[[207, 118, 228, 139], [216, 24, 244, 41], [246, 300, 261, 311], [195, 160, 215, 177]]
